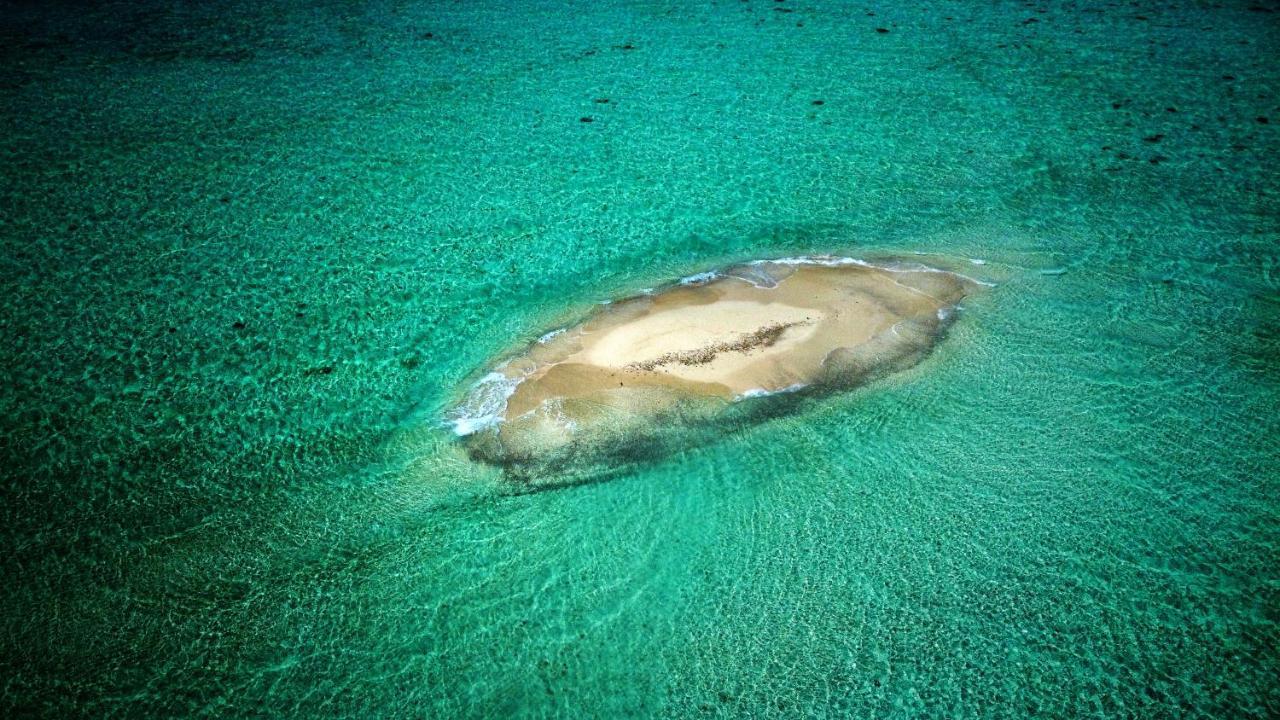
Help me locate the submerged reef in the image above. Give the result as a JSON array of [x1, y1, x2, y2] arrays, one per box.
[[447, 256, 986, 481]]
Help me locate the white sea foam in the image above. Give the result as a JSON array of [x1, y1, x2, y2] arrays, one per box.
[[753, 255, 868, 268], [873, 259, 997, 288], [538, 328, 566, 344], [734, 382, 808, 401], [447, 371, 522, 436], [752, 255, 997, 288], [680, 270, 720, 285]]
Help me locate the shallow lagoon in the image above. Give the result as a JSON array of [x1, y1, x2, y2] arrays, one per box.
[[2, 0, 1277, 716]]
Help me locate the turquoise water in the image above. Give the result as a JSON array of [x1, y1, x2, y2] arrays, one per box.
[[2, 0, 1278, 716]]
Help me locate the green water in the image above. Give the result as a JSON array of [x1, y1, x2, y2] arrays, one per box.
[[3, 0, 1278, 716]]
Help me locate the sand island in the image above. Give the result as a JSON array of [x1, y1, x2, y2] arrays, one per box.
[[449, 256, 985, 472]]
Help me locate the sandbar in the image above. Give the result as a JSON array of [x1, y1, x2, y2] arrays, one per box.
[[449, 256, 984, 468]]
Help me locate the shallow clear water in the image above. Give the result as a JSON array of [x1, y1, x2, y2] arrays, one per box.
[[2, 1, 1278, 716]]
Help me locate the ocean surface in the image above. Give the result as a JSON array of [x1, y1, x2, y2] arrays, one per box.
[[2, 0, 1278, 716]]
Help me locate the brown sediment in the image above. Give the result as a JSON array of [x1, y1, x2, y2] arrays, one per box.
[[625, 320, 808, 371], [450, 257, 986, 468]]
